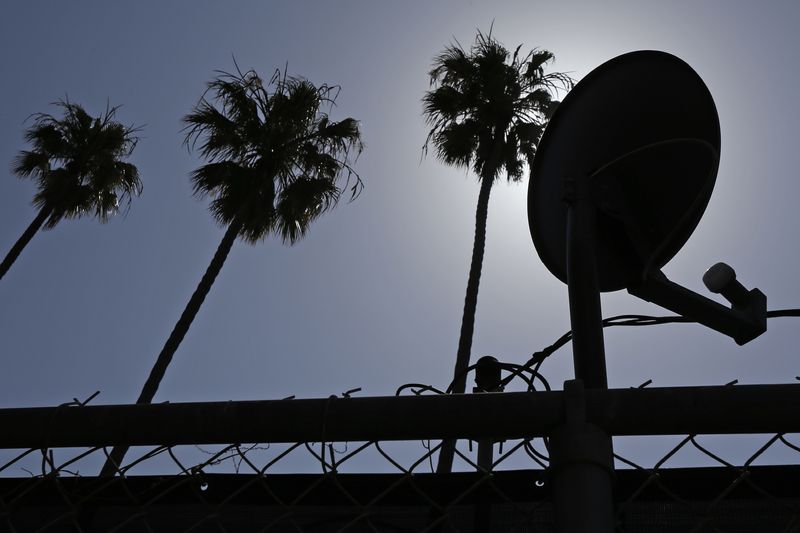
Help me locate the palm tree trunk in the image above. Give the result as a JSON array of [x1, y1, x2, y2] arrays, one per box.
[[0, 206, 52, 282], [100, 220, 242, 476], [436, 176, 494, 474]]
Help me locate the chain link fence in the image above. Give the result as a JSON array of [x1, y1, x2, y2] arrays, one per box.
[[3, 314, 800, 531], [1, 380, 799, 532]]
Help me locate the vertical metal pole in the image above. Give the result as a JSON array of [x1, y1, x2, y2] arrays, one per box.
[[475, 412, 494, 532], [473, 355, 502, 473], [550, 380, 615, 533], [473, 355, 501, 532], [475, 394, 494, 532], [474, 439, 493, 533], [549, 177, 615, 533], [476, 440, 493, 471], [565, 177, 607, 388]]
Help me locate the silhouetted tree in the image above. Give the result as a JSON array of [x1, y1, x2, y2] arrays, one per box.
[[1, 101, 141, 281], [422, 31, 571, 472], [101, 67, 363, 476]]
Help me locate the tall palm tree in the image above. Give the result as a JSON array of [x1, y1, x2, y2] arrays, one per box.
[[422, 31, 571, 472], [101, 67, 363, 476], [1, 101, 141, 281]]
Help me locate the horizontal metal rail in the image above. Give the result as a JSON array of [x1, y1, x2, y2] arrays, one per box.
[[1, 384, 798, 449]]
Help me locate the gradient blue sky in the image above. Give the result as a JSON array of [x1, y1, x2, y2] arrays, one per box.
[[1, 1, 799, 418]]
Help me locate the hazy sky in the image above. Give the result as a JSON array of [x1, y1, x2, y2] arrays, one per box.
[[2, 0, 799, 423]]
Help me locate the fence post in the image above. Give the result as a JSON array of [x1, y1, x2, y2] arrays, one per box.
[[474, 355, 504, 472], [473, 355, 505, 532], [550, 379, 615, 533]]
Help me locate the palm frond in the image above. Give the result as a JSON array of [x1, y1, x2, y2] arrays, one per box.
[[93, 189, 121, 223], [12, 150, 50, 178], [190, 161, 246, 198], [521, 88, 553, 111], [23, 123, 65, 157], [184, 101, 245, 161], [429, 45, 471, 86], [523, 49, 556, 78], [315, 117, 362, 147], [422, 86, 468, 123], [209, 73, 261, 128], [431, 120, 480, 169], [511, 122, 544, 145], [502, 129, 524, 181], [274, 177, 340, 244]]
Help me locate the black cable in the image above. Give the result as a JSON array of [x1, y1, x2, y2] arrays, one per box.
[[512, 308, 800, 382], [767, 309, 800, 318], [400, 309, 800, 397]]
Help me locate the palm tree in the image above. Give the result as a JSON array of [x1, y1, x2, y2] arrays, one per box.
[[422, 31, 571, 472], [100, 67, 363, 476], [1, 101, 141, 281]]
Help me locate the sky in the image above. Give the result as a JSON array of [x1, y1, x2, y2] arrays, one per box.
[[1, 1, 799, 470]]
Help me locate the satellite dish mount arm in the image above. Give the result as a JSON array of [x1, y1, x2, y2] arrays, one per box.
[[627, 266, 766, 345]]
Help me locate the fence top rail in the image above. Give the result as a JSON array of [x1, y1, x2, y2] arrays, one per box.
[[1, 383, 798, 449]]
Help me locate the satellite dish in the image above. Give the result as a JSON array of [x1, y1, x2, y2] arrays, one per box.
[[528, 50, 721, 291], [527, 50, 766, 371]]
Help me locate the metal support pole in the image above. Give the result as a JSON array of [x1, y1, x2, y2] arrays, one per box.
[[551, 380, 615, 533], [550, 178, 615, 533], [476, 440, 493, 471], [474, 355, 503, 473], [474, 438, 493, 533], [473, 356, 501, 532], [564, 177, 608, 388]]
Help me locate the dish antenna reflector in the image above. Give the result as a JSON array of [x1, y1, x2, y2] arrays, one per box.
[[529, 50, 721, 290], [527, 51, 766, 387]]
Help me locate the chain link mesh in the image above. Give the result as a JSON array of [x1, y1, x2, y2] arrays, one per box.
[[3, 314, 800, 531], [2, 384, 799, 532]]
